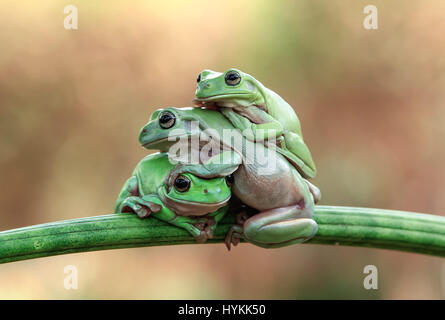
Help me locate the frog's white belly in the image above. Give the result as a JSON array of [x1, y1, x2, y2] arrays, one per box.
[[232, 151, 307, 210]]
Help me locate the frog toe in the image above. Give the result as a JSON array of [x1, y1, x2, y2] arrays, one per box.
[[224, 225, 243, 251], [134, 205, 150, 218], [194, 231, 208, 243]]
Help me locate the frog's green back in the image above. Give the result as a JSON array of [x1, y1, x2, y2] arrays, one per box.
[[133, 153, 174, 195], [179, 107, 235, 132], [263, 87, 302, 137], [261, 87, 316, 178]]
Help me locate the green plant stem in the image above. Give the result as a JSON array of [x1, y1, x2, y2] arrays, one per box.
[[1, 205, 445, 264]]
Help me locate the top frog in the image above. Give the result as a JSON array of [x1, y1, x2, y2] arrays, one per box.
[[194, 68, 317, 179]]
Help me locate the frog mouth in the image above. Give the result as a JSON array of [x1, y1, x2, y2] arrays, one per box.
[[193, 93, 252, 103], [161, 194, 230, 217], [141, 132, 196, 149], [141, 136, 177, 149]]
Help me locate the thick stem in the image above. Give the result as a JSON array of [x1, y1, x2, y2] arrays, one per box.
[[0, 205, 444, 264]]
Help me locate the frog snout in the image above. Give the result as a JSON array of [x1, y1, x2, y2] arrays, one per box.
[[204, 187, 222, 196], [198, 81, 211, 90]]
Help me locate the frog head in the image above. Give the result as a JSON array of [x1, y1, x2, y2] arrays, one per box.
[[138, 107, 200, 151], [159, 172, 234, 216], [194, 68, 265, 108], [139, 106, 234, 150]]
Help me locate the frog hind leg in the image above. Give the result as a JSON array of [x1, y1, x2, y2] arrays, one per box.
[[146, 197, 216, 243], [277, 131, 317, 179], [226, 203, 318, 249], [304, 179, 321, 204]]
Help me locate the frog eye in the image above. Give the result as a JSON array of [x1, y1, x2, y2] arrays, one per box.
[[196, 73, 201, 83], [174, 175, 191, 192], [225, 174, 235, 186], [225, 71, 241, 86], [159, 111, 176, 129]]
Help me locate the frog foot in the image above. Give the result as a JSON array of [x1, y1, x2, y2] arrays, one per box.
[[223, 210, 250, 250], [224, 225, 243, 251], [193, 217, 216, 243]]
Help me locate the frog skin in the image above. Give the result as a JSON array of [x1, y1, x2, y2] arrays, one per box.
[[139, 107, 320, 249], [114, 152, 236, 243], [193, 68, 317, 180]]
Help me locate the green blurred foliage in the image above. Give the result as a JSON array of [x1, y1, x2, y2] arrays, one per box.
[[0, 0, 444, 299]]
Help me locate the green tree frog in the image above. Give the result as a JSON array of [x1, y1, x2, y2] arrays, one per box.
[[194, 68, 317, 179], [114, 152, 236, 243], [139, 107, 320, 249]]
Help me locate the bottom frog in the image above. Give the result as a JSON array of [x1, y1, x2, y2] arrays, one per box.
[[114, 152, 237, 243]]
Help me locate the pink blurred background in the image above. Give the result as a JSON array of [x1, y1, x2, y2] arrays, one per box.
[[0, 0, 444, 299]]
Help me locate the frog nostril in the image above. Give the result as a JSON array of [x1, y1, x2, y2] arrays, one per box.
[[205, 83, 211, 88], [203, 189, 208, 194]]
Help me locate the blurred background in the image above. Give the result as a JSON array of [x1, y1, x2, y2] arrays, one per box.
[[1, 0, 445, 299]]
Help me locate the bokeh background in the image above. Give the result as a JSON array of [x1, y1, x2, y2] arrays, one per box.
[[1, 0, 445, 299]]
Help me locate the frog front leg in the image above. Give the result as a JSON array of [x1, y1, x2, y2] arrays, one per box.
[[117, 195, 162, 218], [117, 192, 210, 242], [114, 176, 162, 217], [143, 195, 218, 243], [220, 107, 283, 142], [280, 131, 318, 178], [202, 206, 229, 239], [115, 176, 138, 213]]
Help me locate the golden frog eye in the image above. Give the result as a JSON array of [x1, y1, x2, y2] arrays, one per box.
[[159, 111, 176, 129], [174, 175, 191, 192], [225, 71, 241, 86]]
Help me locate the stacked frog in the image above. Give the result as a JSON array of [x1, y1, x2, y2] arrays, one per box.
[[115, 68, 321, 250]]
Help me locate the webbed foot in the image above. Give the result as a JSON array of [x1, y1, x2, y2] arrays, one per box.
[[193, 217, 216, 243]]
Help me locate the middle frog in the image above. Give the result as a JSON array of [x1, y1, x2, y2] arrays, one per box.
[[139, 107, 320, 249]]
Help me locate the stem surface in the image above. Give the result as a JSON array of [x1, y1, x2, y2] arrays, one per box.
[[1, 205, 444, 264]]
